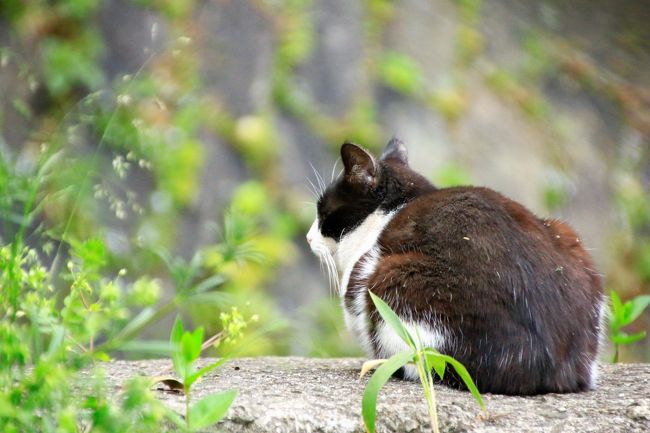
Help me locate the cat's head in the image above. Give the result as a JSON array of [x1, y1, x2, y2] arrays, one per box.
[[306, 138, 433, 259]]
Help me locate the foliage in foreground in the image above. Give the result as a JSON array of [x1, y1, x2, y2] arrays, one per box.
[[0, 229, 259, 432], [1, 240, 162, 432], [0, 144, 262, 432], [360, 292, 486, 433], [0, 3, 298, 427], [609, 290, 650, 363]]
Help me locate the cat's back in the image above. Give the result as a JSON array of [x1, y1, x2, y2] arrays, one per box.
[[380, 185, 547, 252], [377, 183, 603, 329], [382, 185, 591, 265]]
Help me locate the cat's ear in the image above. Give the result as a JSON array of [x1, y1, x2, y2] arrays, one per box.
[[381, 137, 408, 164], [341, 142, 377, 187]]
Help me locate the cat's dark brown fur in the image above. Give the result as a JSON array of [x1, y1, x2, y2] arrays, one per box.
[[307, 138, 604, 395]]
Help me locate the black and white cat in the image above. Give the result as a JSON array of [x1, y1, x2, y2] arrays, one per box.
[[307, 138, 605, 395]]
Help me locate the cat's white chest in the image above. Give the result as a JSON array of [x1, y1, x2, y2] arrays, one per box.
[[342, 246, 381, 355], [334, 209, 398, 294], [334, 209, 396, 355]]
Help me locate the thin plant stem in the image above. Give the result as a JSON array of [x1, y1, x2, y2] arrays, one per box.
[[185, 386, 191, 431], [416, 353, 440, 433], [48, 52, 156, 281], [425, 364, 439, 433], [94, 297, 177, 353], [201, 331, 224, 351]]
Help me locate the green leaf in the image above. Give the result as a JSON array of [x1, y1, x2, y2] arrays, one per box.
[[46, 325, 65, 356], [628, 295, 650, 324], [192, 274, 226, 294], [428, 351, 485, 411], [71, 237, 107, 272], [185, 358, 228, 389], [362, 351, 413, 433], [369, 291, 416, 349], [11, 98, 32, 119], [423, 349, 447, 380], [116, 307, 156, 341], [180, 327, 204, 365], [609, 291, 623, 320], [611, 330, 647, 345], [188, 389, 237, 430], [171, 315, 184, 345], [170, 316, 186, 379]]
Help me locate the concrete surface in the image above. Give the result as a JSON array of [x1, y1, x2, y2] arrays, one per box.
[[100, 357, 650, 432]]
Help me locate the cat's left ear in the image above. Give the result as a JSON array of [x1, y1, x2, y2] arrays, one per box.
[[341, 142, 377, 187], [381, 137, 408, 164]]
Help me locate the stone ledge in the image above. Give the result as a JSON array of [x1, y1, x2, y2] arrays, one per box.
[[101, 357, 650, 432]]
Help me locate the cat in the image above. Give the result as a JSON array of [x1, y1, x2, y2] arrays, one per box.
[[306, 138, 605, 395]]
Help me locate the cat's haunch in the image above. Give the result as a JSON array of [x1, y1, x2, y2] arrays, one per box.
[[307, 138, 604, 395]]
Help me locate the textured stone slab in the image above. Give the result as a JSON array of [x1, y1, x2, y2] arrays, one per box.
[[102, 357, 650, 432]]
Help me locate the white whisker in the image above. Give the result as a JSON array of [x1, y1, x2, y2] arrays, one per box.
[[305, 176, 319, 199], [330, 158, 340, 182], [311, 243, 340, 298], [309, 162, 326, 195]]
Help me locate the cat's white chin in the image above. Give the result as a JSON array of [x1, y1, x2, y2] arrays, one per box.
[[306, 218, 340, 294], [307, 209, 399, 297], [306, 218, 337, 257]]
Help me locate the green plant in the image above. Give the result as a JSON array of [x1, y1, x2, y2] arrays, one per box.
[[0, 237, 171, 432], [0, 134, 260, 431], [609, 290, 650, 363], [163, 316, 240, 432], [2, 2, 302, 430], [360, 292, 486, 433]]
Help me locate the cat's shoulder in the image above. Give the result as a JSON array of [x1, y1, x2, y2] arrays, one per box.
[[402, 185, 524, 218], [392, 185, 552, 239]]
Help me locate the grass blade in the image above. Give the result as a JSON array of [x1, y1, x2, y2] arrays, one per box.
[[369, 291, 416, 349], [437, 353, 486, 411], [423, 349, 447, 380], [361, 350, 413, 433]]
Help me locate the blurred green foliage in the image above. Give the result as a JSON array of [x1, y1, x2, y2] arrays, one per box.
[[379, 51, 423, 96], [0, 1, 303, 429]]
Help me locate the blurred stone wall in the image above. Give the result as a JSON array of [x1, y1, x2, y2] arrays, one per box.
[[184, 0, 649, 355], [2, 0, 649, 356]]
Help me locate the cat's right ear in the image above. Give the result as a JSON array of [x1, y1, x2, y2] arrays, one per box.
[[341, 142, 377, 187], [381, 137, 408, 164]]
